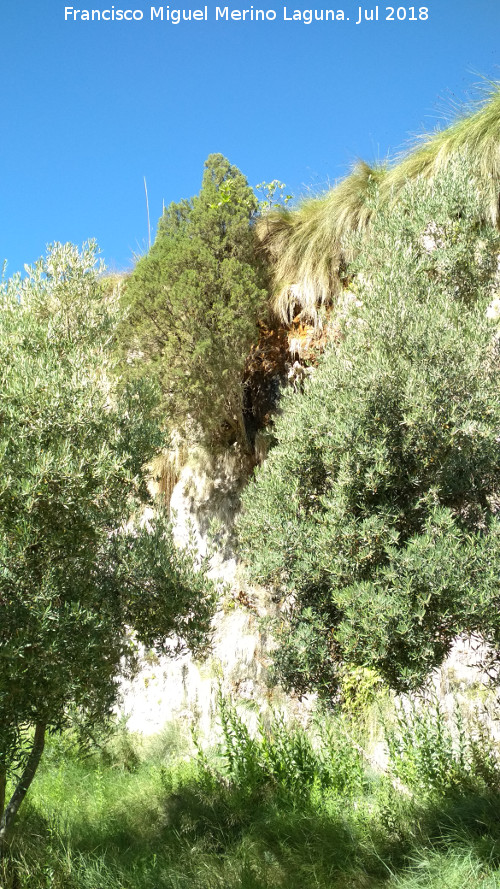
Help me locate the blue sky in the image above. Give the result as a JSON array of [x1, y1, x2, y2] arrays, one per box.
[[1, 0, 499, 275]]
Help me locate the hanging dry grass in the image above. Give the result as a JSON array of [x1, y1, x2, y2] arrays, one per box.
[[147, 435, 189, 509], [259, 162, 386, 322], [259, 84, 500, 323]]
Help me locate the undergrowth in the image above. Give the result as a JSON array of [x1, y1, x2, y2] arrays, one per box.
[[1, 696, 499, 889]]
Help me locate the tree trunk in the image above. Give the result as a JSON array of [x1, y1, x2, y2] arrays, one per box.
[[0, 765, 6, 826], [0, 723, 46, 853]]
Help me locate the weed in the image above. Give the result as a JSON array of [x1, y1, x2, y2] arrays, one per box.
[[384, 695, 500, 796]]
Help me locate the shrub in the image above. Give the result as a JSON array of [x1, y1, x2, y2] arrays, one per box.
[[119, 154, 269, 451], [0, 242, 217, 847], [238, 160, 500, 697], [201, 696, 366, 803]]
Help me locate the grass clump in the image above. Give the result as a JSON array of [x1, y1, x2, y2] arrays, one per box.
[[260, 83, 500, 320], [1, 698, 500, 889]]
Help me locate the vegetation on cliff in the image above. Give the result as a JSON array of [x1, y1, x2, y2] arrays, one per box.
[[238, 160, 500, 698], [3, 84, 500, 884], [259, 84, 500, 321], [118, 153, 269, 451]]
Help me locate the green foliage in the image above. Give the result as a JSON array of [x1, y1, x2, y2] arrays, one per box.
[[260, 84, 500, 319], [255, 180, 293, 213], [118, 510, 216, 659], [339, 666, 385, 718], [238, 161, 500, 696], [205, 695, 366, 802], [0, 242, 216, 839], [3, 716, 500, 889], [119, 154, 269, 450], [385, 696, 500, 797]]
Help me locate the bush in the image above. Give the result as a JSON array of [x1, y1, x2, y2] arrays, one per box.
[[200, 696, 366, 803], [119, 154, 269, 450], [0, 242, 217, 846], [238, 160, 500, 697]]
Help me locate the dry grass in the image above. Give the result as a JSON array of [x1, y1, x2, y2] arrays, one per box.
[[147, 434, 189, 509], [260, 85, 500, 322]]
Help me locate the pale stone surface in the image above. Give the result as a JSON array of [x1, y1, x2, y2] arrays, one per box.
[[118, 452, 314, 740], [119, 453, 499, 750]]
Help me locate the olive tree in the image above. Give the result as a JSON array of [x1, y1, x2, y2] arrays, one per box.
[[0, 243, 216, 847], [238, 162, 500, 698]]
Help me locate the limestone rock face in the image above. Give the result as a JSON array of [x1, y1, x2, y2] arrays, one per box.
[[119, 450, 499, 746], [118, 450, 314, 739]]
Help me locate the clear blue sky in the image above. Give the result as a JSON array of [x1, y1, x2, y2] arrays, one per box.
[[1, 0, 499, 275]]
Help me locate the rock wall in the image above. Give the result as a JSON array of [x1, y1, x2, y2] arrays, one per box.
[[118, 449, 314, 739], [119, 449, 499, 747]]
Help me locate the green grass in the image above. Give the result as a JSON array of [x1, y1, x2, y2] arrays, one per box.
[[1, 705, 500, 889]]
